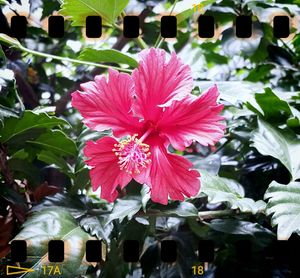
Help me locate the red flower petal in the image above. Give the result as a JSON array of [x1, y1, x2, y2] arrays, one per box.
[[84, 136, 132, 202], [158, 85, 225, 151], [132, 48, 193, 122], [71, 69, 142, 138], [142, 136, 200, 205]]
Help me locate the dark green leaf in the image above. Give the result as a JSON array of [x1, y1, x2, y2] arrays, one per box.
[[246, 88, 293, 124], [32, 193, 95, 218], [0, 111, 69, 143], [208, 219, 274, 237], [37, 150, 74, 177], [245, 64, 274, 82], [79, 48, 138, 68], [8, 158, 41, 185], [71, 167, 90, 193], [28, 130, 77, 157], [108, 197, 142, 223]]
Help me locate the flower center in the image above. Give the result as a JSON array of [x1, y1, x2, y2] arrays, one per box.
[[113, 134, 151, 174]]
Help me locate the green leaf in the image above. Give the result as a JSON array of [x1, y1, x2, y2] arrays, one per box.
[[245, 64, 274, 82], [32, 193, 95, 219], [0, 111, 69, 143], [60, 0, 129, 25], [246, 88, 293, 124], [176, 0, 216, 24], [79, 48, 138, 68], [8, 158, 41, 186], [37, 150, 74, 177], [176, 9, 194, 25], [151, 202, 198, 217], [71, 167, 90, 193], [28, 130, 77, 157], [200, 171, 266, 214], [80, 215, 113, 242], [252, 118, 300, 181], [265, 181, 300, 240], [208, 219, 275, 237], [14, 209, 91, 277], [108, 197, 142, 223], [205, 51, 228, 64]]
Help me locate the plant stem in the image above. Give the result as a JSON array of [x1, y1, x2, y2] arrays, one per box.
[[21, 45, 132, 73], [154, 0, 179, 48], [0, 34, 132, 73], [136, 37, 148, 50], [198, 209, 251, 220], [119, 12, 148, 50], [135, 208, 251, 219]]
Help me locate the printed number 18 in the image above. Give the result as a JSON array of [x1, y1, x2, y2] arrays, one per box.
[[192, 265, 204, 275]]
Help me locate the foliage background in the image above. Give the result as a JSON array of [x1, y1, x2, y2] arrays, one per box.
[[0, 0, 300, 277]]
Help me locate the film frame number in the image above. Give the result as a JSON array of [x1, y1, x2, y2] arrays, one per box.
[[192, 265, 204, 276]]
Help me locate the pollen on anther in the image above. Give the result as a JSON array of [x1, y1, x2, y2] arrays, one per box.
[[112, 135, 151, 174]]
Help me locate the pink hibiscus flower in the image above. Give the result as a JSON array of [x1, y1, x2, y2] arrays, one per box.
[[71, 48, 225, 205]]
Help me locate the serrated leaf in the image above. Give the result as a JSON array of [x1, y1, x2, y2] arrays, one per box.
[[79, 48, 138, 68], [80, 215, 113, 242], [265, 181, 300, 240], [108, 197, 142, 223], [252, 118, 300, 181], [151, 202, 198, 217], [60, 0, 129, 25], [0, 111, 69, 143], [14, 208, 91, 277], [200, 171, 266, 214], [28, 129, 77, 157], [32, 193, 94, 218]]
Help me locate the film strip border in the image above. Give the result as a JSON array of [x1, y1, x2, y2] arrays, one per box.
[[8, 238, 300, 264], [0, 14, 293, 39]]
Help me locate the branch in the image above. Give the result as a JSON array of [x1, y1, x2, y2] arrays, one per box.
[[197, 209, 252, 220], [133, 208, 251, 219], [14, 70, 39, 109]]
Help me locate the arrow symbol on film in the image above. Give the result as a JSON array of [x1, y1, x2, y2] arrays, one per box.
[[6, 265, 35, 275]]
